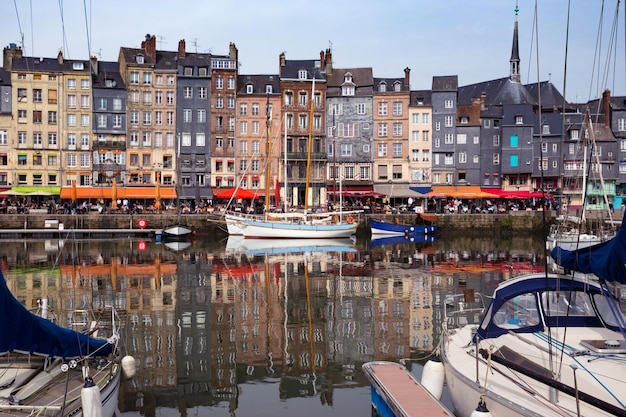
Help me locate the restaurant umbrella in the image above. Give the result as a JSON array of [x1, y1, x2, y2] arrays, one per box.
[[155, 174, 162, 210], [111, 178, 118, 208], [71, 181, 77, 203], [215, 187, 257, 200], [274, 178, 280, 206]]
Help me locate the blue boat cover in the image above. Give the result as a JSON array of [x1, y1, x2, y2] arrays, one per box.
[[0, 270, 113, 359], [551, 215, 626, 284]]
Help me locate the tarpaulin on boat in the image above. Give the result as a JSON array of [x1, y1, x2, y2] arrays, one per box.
[[0, 270, 113, 359], [551, 214, 626, 284]]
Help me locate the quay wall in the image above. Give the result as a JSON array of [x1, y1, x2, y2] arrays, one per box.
[[0, 211, 566, 236]]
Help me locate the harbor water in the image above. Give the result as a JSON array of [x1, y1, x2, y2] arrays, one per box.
[[1, 231, 621, 417]]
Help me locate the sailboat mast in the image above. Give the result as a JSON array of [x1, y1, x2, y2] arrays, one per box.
[[283, 111, 288, 214], [265, 94, 271, 214], [304, 71, 315, 213]]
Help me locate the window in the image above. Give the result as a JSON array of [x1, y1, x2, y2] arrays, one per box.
[[215, 77, 223, 89], [356, 103, 366, 115], [98, 114, 107, 128], [142, 92, 151, 104], [444, 99, 454, 108], [422, 150, 430, 162], [197, 109, 206, 123], [143, 111, 151, 125], [515, 115, 523, 124], [543, 124, 550, 134], [340, 143, 352, 156], [378, 123, 387, 137], [68, 79, 76, 89], [32, 89, 42, 103], [298, 69, 307, 79], [167, 76, 175, 85], [493, 153, 500, 165], [360, 166, 370, 180], [246, 84, 254, 94], [252, 103, 259, 115], [252, 121, 259, 134], [184, 87, 193, 98], [378, 102, 387, 116], [67, 114, 76, 126], [227, 78, 235, 89], [183, 109, 192, 123], [511, 154, 519, 167], [445, 134, 454, 144], [81, 114, 89, 126], [67, 94, 77, 108], [67, 153, 77, 167], [130, 72, 139, 84], [166, 92, 174, 105], [130, 111, 139, 125], [510, 135, 518, 147], [298, 114, 307, 129], [393, 123, 402, 137], [142, 131, 151, 146], [493, 135, 500, 146], [342, 123, 354, 137], [240, 121, 247, 134], [196, 132, 205, 147], [393, 101, 402, 116], [240, 103, 248, 116], [444, 153, 454, 165], [198, 87, 207, 99], [130, 91, 139, 103], [378, 143, 387, 157], [299, 92, 307, 106], [618, 119, 626, 132], [541, 142, 548, 153], [155, 111, 162, 126], [392, 165, 402, 179], [392, 143, 402, 157], [166, 112, 174, 125], [444, 115, 454, 127], [331, 103, 342, 116], [378, 164, 388, 179], [33, 132, 42, 145], [457, 134, 467, 144], [0, 130, 7, 145], [48, 133, 57, 146], [483, 119, 491, 128], [33, 111, 42, 124], [216, 97, 223, 108], [18, 132, 26, 145]]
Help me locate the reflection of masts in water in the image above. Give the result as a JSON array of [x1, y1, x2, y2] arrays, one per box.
[[265, 256, 274, 374], [304, 255, 317, 394], [265, 94, 272, 216]]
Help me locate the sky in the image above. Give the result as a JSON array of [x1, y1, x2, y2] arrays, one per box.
[[3, 0, 625, 102]]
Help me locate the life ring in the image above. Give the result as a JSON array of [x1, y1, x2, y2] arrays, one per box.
[[346, 216, 355, 224]]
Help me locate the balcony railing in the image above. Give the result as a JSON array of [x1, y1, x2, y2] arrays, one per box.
[[93, 140, 126, 150], [286, 152, 327, 161]]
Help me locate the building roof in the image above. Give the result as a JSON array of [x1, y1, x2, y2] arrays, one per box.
[[237, 74, 280, 95], [326, 67, 373, 97], [92, 60, 126, 89], [409, 90, 432, 107], [280, 59, 325, 81], [432, 75, 458, 92]]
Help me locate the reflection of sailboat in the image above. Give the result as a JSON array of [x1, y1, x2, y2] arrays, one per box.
[[226, 235, 356, 256]]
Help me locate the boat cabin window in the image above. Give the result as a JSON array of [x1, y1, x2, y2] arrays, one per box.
[[593, 294, 626, 327], [542, 291, 595, 317], [493, 293, 540, 329]]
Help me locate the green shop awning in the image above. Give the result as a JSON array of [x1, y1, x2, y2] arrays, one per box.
[[12, 186, 61, 195]]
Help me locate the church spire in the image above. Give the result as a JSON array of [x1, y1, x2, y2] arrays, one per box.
[[510, 2, 521, 83]]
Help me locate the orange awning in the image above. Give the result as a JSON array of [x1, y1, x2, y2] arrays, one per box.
[[60, 186, 177, 200], [428, 185, 499, 199]]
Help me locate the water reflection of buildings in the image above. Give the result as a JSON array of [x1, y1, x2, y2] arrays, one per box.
[[0, 238, 550, 415]]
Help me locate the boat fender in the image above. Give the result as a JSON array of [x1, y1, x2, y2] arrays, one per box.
[[346, 216, 355, 224], [470, 399, 493, 417], [421, 355, 445, 400], [404, 229, 409, 237], [81, 377, 104, 417], [121, 355, 137, 379]]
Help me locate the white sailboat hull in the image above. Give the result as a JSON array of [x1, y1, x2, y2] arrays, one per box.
[[240, 219, 357, 239]]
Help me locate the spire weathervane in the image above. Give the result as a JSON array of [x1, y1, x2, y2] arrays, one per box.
[[515, 1, 519, 16]]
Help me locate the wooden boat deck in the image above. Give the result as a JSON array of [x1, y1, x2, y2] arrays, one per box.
[[363, 361, 454, 417]]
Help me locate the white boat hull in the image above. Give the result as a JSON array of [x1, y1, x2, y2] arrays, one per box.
[[241, 220, 357, 239], [162, 225, 193, 238]]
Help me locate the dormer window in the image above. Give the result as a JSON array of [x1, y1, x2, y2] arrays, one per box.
[[72, 62, 84, 70], [393, 81, 402, 92], [298, 69, 308, 80], [265, 85, 273, 94], [246, 84, 253, 94], [378, 82, 387, 93], [516, 115, 524, 125], [542, 124, 550, 134], [343, 72, 353, 83], [136, 55, 144, 64], [342, 86, 355, 96]]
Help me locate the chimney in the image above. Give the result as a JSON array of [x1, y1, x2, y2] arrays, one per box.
[[90, 55, 98, 75], [3, 44, 22, 70], [229, 42, 238, 61], [480, 93, 486, 111], [404, 67, 411, 88], [320, 50, 325, 72], [325, 48, 332, 75], [602, 89, 611, 127], [57, 50, 64, 65], [279, 52, 286, 76], [141, 34, 156, 62], [178, 39, 186, 59]]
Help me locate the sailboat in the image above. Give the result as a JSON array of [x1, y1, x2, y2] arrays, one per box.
[[546, 110, 615, 251], [230, 75, 359, 239], [0, 269, 129, 417], [162, 141, 193, 240]]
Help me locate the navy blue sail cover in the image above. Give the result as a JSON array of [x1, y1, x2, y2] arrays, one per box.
[[551, 216, 626, 284], [0, 270, 113, 358]]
